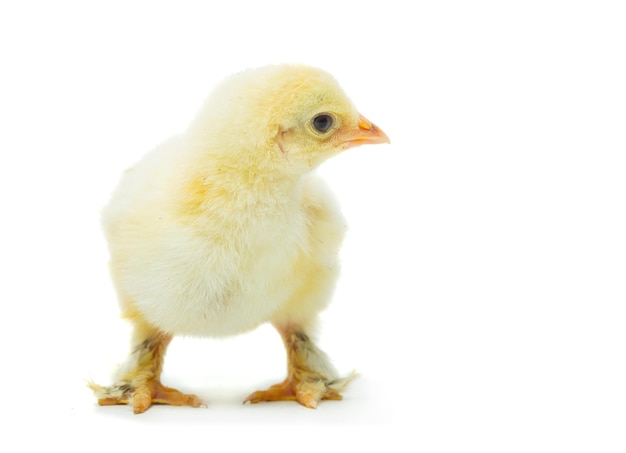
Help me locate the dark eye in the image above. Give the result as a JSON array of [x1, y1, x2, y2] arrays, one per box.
[[312, 114, 334, 133]]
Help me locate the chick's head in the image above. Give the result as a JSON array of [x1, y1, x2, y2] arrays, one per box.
[[189, 64, 389, 176]]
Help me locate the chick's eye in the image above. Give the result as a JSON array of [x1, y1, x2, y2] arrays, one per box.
[[312, 114, 334, 133]]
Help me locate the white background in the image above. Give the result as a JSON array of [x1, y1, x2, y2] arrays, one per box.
[[1, 0, 624, 451]]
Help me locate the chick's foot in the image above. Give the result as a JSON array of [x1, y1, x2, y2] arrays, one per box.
[[244, 375, 351, 408], [90, 380, 205, 414]]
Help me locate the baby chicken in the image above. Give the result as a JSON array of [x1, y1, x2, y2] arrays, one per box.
[[89, 64, 389, 413]]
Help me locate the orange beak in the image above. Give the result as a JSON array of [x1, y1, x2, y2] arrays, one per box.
[[342, 114, 390, 149]]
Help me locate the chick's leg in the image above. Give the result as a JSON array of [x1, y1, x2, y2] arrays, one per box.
[[244, 325, 356, 408], [88, 322, 204, 414], [244, 176, 355, 408]]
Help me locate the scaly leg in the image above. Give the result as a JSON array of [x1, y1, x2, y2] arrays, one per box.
[[88, 322, 204, 414], [244, 325, 356, 408]]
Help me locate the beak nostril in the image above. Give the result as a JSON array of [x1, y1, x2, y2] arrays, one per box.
[[358, 117, 373, 131]]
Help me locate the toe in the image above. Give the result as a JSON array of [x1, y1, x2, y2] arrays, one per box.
[[153, 384, 206, 407], [132, 387, 153, 414], [297, 393, 318, 409], [244, 379, 297, 404]]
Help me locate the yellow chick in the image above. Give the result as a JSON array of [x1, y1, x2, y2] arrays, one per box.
[[89, 64, 389, 413]]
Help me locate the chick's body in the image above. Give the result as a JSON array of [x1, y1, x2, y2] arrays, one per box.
[[91, 64, 389, 413], [105, 145, 342, 337]]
